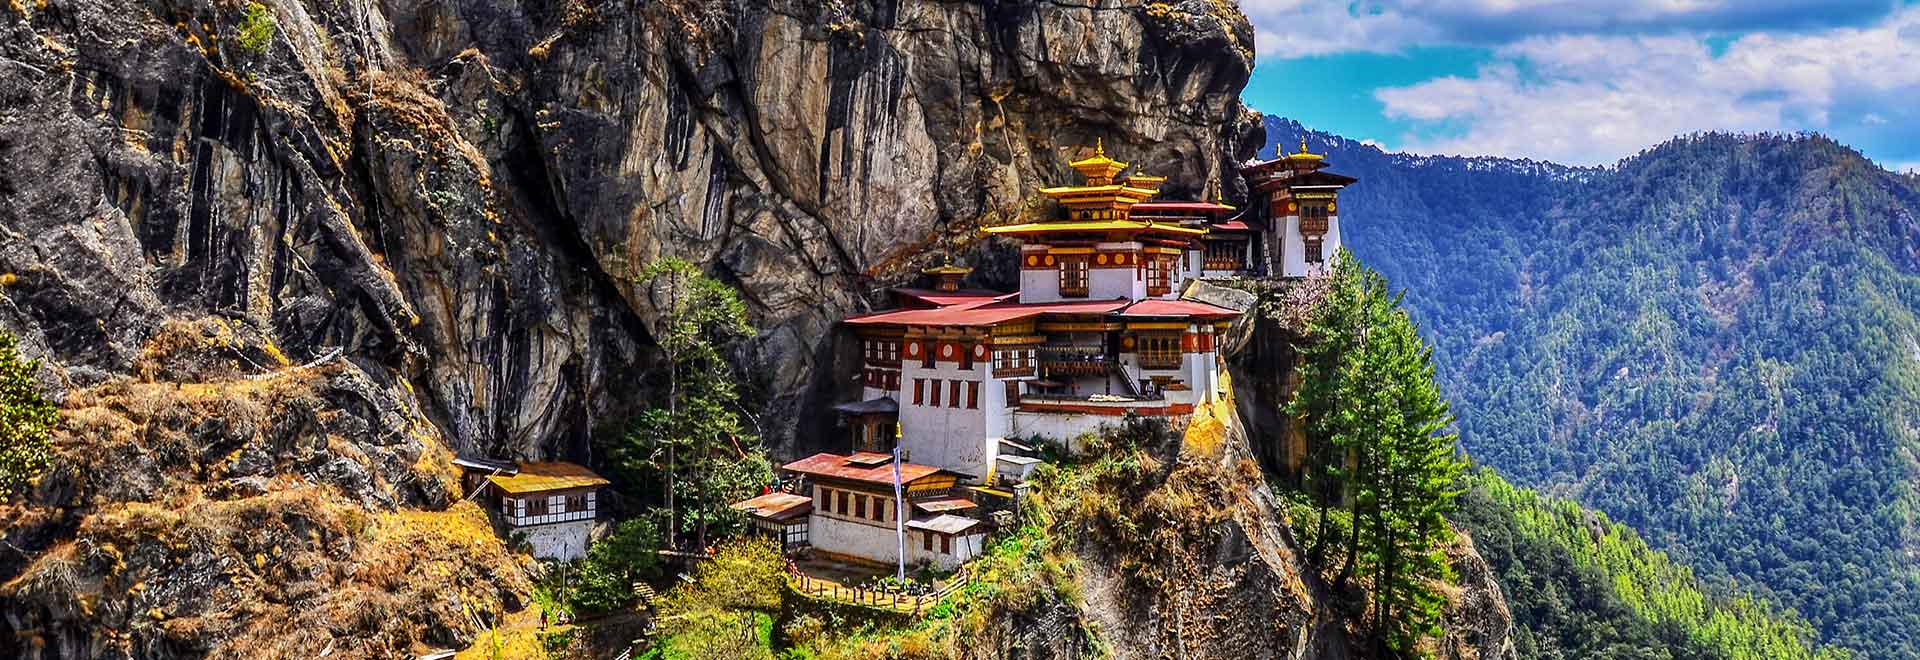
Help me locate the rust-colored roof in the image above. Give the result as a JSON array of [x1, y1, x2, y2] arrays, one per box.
[[1118, 299, 1243, 320], [845, 299, 1131, 328], [1132, 201, 1236, 215], [890, 289, 1017, 309], [981, 219, 1207, 237], [731, 492, 813, 521], [1207, 221, 1256, 232], [486, 462, 610, 495], [782, 452, 950, 486]]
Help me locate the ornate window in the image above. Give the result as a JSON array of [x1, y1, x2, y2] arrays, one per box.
[[1146, 255, 1173, 295], [1303, 236, 1325, 264], [1138, 333, 1182, 369], [1058, 257, 1089, 297]]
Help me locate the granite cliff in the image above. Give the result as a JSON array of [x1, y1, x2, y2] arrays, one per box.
[[0, 0, 1509, 657]]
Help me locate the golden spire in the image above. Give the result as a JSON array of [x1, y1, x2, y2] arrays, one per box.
[[1069, 137, 1128, 185], [1288, 135, 1325, 162]]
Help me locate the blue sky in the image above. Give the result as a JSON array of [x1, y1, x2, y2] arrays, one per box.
[[1240, 1, 1920, 171]]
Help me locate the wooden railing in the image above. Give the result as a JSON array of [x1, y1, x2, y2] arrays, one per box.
[[785, 564, 971, 616]]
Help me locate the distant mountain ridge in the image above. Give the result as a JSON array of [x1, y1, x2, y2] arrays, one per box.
[[1260, 114, 1920, 659]]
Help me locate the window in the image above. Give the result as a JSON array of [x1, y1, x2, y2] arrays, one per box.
[[940, 534, 952, 555], [886, 341, 899, 362], [1026, 349, 1036, 369], [1146, 255, 1172, 295], [923, 532, 934, 552], [565, 494, 585, 512], [529, 497, 548, 516], [886, 372, 899, 390], [855, 495, 866, 520], [874, 498, 888, 522], [837, 490, 848, 515], [920, 341, 935, 368], [1139, 333, 1182, 369], [864, 341, 875, 361], [959, 344, 972, 370], [929, 380, 942, 407], [949, 380, 961, 408], [913, 378, 925, 405], [1058, 257, 1089, 297], [1303, 237, 1325, 264], [967, 381, 979, 409]]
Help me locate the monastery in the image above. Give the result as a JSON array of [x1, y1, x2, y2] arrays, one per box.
[[737, 138, 1358, 571]]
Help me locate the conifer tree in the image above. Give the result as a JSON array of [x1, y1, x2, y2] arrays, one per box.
[[615, 258, 772, 550], [1287, 250, 1467, 655], [0, 332, 57, 500]]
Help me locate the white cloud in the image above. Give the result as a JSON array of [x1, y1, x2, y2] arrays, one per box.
[[1372, 7, 1920, 165], [1243, 0, 1893, 59]]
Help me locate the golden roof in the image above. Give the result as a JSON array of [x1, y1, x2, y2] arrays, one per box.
[[922, 264, 973, 275], [1068, 138, 1128, 182], [1037, 184, 1163, 200], [981, 220, 1208, 236], [1287, 137, 1324, 162], [486, 462, 611, 495]]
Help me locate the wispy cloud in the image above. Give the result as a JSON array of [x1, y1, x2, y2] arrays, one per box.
[[1370, 7, 1920, 165], [1243, 0, 1896, 59]]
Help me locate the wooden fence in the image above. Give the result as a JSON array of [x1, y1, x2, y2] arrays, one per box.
[[786, 565, 971, 616]]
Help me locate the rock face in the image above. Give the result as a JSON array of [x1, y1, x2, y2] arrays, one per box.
[[6, 0, 1262, 460]]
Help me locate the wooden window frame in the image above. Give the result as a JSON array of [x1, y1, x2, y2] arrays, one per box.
[[949, 380, 961, 408], [929, 379, 942, 407], [1057, 256, 1090, 297], [913, 378, 925, 405], [1303, 236, 1325, 264], [1146, 255, 1173, 295], [940, 534, 952, 555], [837, 490, 848, 516], [967, 381, 980, 409], [923, 531, 934, 552], [1139, 333, 1182, 369]]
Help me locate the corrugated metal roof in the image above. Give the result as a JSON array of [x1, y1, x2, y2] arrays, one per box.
[[890, 289, 1017, 309], [782, 452, 950, 486], [906, 514, 984, 535], [913, 497, 979, 514], [731, 492, 813, 521], [1132, 201, 1236, 214], [980, 220, 1207, 236], [832, 397, 899, 415], [844, 299, 1131, 327], [1118, 299, 1243, 319], [486, 462, 610, 495]]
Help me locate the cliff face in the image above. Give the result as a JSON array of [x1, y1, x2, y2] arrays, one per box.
[[1, 0, 1261, 460]]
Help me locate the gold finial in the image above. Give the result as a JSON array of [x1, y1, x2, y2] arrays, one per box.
[[1094, 137, 1105, 157], [1299, 137, 1308, 153]]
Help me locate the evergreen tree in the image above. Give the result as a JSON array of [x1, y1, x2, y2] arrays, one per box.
[[1286, 251, 1467, 655], [613, 258, 773, 550], [0, 332, 57, 500]]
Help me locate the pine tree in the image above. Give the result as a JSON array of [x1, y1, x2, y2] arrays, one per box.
[[1285, 251, 1467, 655], [0, 332, 57, 500], [614, 258, 773, 550]]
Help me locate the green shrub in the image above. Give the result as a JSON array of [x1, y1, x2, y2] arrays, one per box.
[[0, 332, 57, 499], [235, 2, 276, 54]]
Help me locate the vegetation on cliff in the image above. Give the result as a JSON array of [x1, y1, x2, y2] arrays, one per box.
[[1265, 117, 1920, 658], [1281, 252, 1470, 656], [0, 332, 57, 498]]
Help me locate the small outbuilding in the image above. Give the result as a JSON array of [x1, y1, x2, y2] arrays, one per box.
[[469, 461, 610, 561], [731, 491, 813, 550]]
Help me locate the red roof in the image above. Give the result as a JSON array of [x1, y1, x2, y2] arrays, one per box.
[[1118, 299, 1243, 319], [1208, 221, 1256, 232], [845, 298, 1131, 327], [1131, 201, 1235, 215], [890, 288, 1017, 309], [782, 452, 951, 486]]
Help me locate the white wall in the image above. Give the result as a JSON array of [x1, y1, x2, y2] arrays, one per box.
[[1009, 410, 1117, 447], [812, 512, 905, 565], [1280, 214, 1341, 277], [1089, 263, 1138, 300], [516, 519, 595, 561], [899, 357, 992, 478]]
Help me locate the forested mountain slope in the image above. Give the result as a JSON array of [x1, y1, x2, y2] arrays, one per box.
[[1261, 116, 1920, 658]]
